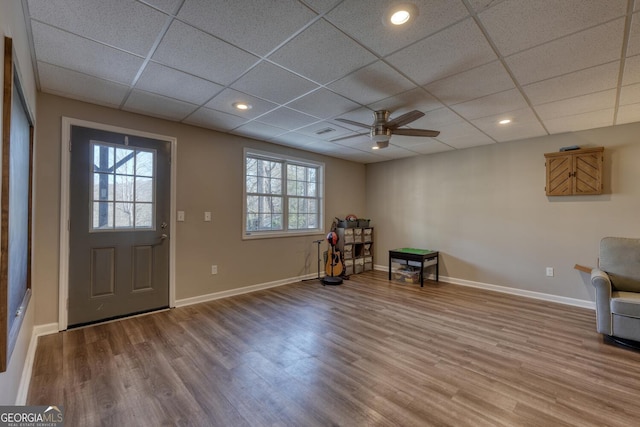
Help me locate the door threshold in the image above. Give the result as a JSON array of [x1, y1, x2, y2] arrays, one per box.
[[66, 306, 170, 330]]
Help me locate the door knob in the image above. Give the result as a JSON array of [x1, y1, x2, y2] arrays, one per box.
[[160, 234, 168, 240]]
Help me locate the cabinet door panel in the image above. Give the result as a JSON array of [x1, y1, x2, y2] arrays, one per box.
[[573, 152, 602, 194], [546, 156, 572, 196]]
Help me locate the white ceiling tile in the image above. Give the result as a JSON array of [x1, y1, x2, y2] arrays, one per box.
[[389, 134, 443, 149], [269, 19, 377, 85], [410, 107, 466, 129], [523, 62, 620, 105], [268, 133, 318, 149], [434, 121, 495, 149], [135, 62, 224, 105], [620, 83, 640, 106], [183, 107, 248, 131], [332, 133, 372, 147], [232, 121, 289, 140], [325, 0, 469, 57], [256, 107, 319, 130], [506, 18, 625, 85], [479, 0, 627, 57], [152, 20, 259, 85], [543, 109, 615, 134], [467, 0, 508, 13], [286, 88, 360, 119], [231, 61, 319, 105], [470, 107, 547, 142], [368, 87, 444, 115], [628, 13, 640, 56], [400, 140, 454, 156], [425, 60, 515, 105], [37, 62, 129, 108], [123, 90, 198, 121], [139, 0, 182, 14], [328, 61, 416, 106], [31, 21, 143, 85], [305, 140, 354, 154], [623, 55, 640, 86], [177, 0, 317, 56], [616, 103, 640, 125], [450, 88, 528, 120], [535, 90, 617, 120], [301, 0, 342, 14], [330, 107, 375, 131], [386, 18, 497, 86], [204, 89, 278, 120], [27, 0, 168, 56]]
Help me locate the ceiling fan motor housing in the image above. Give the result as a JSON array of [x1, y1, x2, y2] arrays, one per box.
[[371, 110, 392, 141]]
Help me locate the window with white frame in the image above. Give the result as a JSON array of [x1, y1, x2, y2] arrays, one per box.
[[244, 150, 323, 238]]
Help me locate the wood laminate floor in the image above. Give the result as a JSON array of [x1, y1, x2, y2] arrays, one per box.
[[28, 271, 640, 426]]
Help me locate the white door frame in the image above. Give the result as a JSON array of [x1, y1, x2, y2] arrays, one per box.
[[58, 117, 177, 330]]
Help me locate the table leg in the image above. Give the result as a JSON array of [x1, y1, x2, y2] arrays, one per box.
[[420, 260, 424, 287], [388, 253, 391, 281], [436, 256, 439, 281]]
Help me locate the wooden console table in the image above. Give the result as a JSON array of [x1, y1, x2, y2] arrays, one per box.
[[389, 248, 439, 287]]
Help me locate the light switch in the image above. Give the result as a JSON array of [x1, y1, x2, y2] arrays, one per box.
[[177, 211, 185, 222], [204, 211, 211, 222]]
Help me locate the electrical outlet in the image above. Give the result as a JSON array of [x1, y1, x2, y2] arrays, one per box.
[[204, 211, 211, 222], [177, 211, 185, 222], [211, 265, 218, 275], [546, 267, 554, 277]]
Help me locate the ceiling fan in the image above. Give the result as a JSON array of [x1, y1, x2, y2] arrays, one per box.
[[331, 110, 440, 148]]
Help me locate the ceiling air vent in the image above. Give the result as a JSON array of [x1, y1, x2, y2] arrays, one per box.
[[315, 127, 335, 135]]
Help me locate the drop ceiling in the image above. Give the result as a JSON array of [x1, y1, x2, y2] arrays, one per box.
[[23, 0, 640, 163]]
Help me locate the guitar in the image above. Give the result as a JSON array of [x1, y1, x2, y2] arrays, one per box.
[[325, 245, 344, 277], [325, 219, 343, 276]]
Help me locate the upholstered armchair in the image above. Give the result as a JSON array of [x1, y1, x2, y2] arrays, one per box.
[[591, 237, 640, 344]]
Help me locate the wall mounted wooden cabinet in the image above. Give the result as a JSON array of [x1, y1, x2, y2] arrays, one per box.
[[544, 147, 603, 196]]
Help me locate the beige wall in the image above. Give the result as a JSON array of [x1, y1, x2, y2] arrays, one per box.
[[34, 93, 366, 325], [366, 122, 640, 303], [0, 0, 38, 405]]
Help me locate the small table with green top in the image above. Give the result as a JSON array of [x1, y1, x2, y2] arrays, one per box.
[[389, 248, 439, 287]]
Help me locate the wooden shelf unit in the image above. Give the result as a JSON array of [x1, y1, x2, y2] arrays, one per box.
[[544, 147, 603, 196], [336, 226, 373, 275]]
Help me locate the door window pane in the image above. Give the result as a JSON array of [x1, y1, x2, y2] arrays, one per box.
[[135, 203, 153, 228], [90, 142, 156, 231]]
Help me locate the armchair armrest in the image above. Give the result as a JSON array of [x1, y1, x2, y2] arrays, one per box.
[[591, 268, 613, 334]]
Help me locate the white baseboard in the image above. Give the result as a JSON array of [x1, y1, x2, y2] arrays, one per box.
[[175, 273, 316, 307], [16, 323, 59, 405], [374, 265, 594, 310]]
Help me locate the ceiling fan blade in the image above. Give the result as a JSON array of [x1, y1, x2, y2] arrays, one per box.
[[329, 132, 368, 142], [386, 110, 425, 129], [392, 128, 440, 137], [335, 118, 371, 129]]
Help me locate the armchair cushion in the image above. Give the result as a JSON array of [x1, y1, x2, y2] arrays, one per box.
[[599, 237, 640, 292], [611, 292, 640, 318]]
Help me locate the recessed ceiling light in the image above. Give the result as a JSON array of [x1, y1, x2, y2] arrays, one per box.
[[233, 102, 252, 111], [390, 10, 411, 25], [384, 3, 418, 27], [499, 119, 511, 125]]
